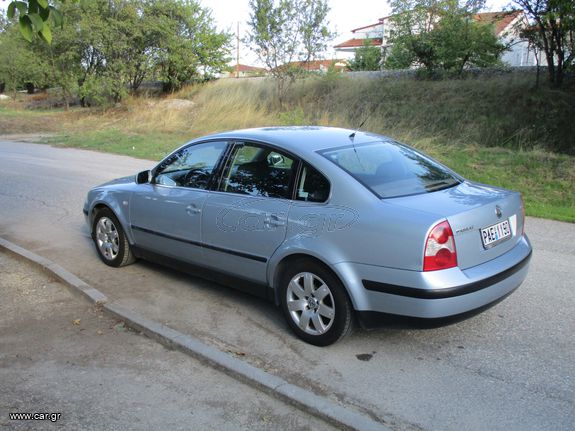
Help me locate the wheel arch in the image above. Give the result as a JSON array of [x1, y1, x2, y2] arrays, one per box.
[[270, 252, 357, 309], [90, 201, 134, 245]]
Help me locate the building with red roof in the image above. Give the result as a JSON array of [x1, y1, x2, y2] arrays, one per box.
[[334, 10, 540, 67], [222, 64, 267, 78]]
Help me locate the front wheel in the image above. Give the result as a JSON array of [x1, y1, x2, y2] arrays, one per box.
[[92, 208, 135, 268], [280, 259, 353, 346]]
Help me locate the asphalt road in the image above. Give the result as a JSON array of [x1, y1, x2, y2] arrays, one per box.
[[1, 139, 574, 431]]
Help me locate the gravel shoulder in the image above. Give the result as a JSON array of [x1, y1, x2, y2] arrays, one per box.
[[0, 251, 335, 431]]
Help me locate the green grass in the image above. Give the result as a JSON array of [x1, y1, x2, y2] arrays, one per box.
[[47, 129, 189, 161], [3, 75, 574, 222], [420, 142, 575, 222], [0, 105, 64, 134]]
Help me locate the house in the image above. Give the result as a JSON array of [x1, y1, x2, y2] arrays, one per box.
[[222, 63, 267, 78], [474, 11, 538, 66], [334, 10, 539, 67], [333, 20, 384, 54]]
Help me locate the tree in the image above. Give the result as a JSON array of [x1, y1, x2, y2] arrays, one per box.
[[146, 0, 231, 92], [0, 25, 48, 97], [430, 12, 505, 73], [349, 39, 382, 71], [245, 0, 333, 104], [4, 0, 66, 43], [385, 0, 505, 75], [514, 0, 575, 86], [1, 0, 231, 105], [298, 0, 333, 64]]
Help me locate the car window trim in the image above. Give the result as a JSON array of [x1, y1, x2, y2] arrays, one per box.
[[208, 141, 235, 191], [213, 140, 242, 192]]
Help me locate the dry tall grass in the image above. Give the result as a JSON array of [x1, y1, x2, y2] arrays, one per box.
[[160, 73, 574, 154], [5, 72, 574, 155]]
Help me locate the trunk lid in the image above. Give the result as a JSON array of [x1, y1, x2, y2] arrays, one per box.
[[388, 181, 524, 269]]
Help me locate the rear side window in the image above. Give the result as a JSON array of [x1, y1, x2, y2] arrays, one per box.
[[296, 165, 330, 203], [320, 140, 459, 198]]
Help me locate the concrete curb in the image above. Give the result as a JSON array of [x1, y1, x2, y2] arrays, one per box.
[[0, 237, 392, 431], [0, 238, 108, 305]]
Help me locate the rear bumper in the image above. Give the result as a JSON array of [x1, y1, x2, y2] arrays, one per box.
[[333, 235, 532, 319], [362, 249, 531, 299], [356, 288, 517, 329]]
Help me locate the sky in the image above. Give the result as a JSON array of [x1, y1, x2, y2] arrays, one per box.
[[201, 0, 390, 64]]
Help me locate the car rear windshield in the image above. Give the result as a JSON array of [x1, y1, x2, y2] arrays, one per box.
[[320, 140, 460, 198]]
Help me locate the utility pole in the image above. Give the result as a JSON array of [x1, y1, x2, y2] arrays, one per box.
[[236, 21, 240, 78]]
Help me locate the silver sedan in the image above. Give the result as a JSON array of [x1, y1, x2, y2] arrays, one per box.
[[84, 127, 532, 345]]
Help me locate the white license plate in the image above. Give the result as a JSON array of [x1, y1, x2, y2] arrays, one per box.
[[481, 219, 511, 248]]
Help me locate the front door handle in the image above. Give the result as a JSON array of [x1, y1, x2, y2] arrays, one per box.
[[265, 214, 285, 227], [186, 204, 201, 215]]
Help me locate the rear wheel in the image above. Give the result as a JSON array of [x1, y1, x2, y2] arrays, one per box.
[[92, 208, 135, 267], [280, 259, 353, 346]]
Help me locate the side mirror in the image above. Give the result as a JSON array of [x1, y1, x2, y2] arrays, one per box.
[[268, 154, 284, 166], [136, 170, 151, 184]]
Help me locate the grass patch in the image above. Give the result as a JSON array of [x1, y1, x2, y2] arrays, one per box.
[[48, 129, 187, 161], [0, 105, 64, 134], [417, 141, 575, 222]]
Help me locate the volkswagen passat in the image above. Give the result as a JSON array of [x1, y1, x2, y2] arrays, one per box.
[[84, 127, 532, 345]]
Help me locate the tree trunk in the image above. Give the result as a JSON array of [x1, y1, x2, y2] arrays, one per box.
[[534, 47, 540, 89], [162, 81, 174, 93]]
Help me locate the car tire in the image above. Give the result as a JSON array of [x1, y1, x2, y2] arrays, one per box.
[[280, 259, 353, 346], [92, 208, 135, 268]]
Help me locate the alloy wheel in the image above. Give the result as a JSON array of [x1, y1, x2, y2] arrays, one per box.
[[286, 272, 335, 336]]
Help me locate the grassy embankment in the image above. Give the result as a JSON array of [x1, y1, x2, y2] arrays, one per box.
[[0, 73, 574, 222]]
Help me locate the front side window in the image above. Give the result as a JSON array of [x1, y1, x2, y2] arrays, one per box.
[[320, 140, 459, 198], [154, 141, 227, 189], [220, 143, 296, 199]]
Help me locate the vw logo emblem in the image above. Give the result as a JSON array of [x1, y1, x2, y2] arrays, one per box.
[[495, 205, 502, 218]]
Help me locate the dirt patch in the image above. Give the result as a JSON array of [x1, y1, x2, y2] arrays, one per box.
[[157, 98, 195, 110], [0, 133, 54, 143]]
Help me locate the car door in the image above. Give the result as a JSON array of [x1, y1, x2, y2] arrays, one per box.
[[130, 140, 229, 263], [201, 142, 298, 284]]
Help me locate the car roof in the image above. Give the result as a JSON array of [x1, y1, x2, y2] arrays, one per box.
[[196, 126, 389, 155]]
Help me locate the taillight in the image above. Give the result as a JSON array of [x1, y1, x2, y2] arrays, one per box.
[[423, 220, 457, 271]]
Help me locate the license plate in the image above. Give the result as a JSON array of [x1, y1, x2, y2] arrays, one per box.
[[481, 219, 511, 249]]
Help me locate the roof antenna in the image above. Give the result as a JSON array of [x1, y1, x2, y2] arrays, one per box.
[[349, 110, 373, 140], [349, 107, 374, 171]]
